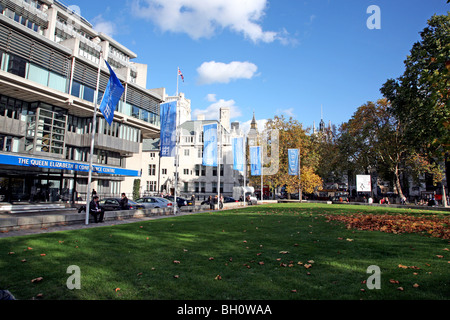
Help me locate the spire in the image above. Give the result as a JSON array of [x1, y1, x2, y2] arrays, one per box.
[[319, 105, 325, 132], [250, 111, 257, 129]]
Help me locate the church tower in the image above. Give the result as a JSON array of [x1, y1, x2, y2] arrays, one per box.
[[248, 112, 259, 146]]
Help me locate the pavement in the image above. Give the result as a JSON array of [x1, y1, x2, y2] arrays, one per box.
[[0, 202, 249, 238], [0, 209, 197, 239], [0, 204, 215, 238]]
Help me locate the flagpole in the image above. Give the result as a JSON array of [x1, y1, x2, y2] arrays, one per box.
[[243, 134, 247, 206], [298, 149, 302, 203], [174, 95, 179, 215], [260, 144, 263, 202], [176, 67, 179, 97], [217, 124, 221, 209], [85, 52, 103, 225]]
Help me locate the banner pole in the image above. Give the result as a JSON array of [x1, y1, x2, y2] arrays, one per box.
[[85, 52, 103, 225], [260, 145, 263, 202], [217, 123, 222, 209], [244, 134, 247, 206], [174, 98, 179, 215]]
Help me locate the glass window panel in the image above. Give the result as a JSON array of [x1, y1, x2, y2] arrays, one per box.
[[122, 102, 131, 116], [83, 86, 95, 102], [48, 71, 67, 93], [71, 81, 81, 98], [7, 54, 27, 78], [27, 64, 49, 86], [132, 105, 140, 119]]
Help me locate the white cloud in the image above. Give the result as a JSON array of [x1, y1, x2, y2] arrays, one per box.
[[131, 0, 288, 43], [92, 15, 116, 37], [192, 97, 242, 121], [205, 93, 217, 102], [197, 61, 258, 85], [276, 107, 295, 117]]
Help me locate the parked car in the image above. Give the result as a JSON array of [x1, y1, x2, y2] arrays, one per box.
[[77, 197, 145, 212], [224, 197, 238, 203], [164, 196, 193, 207], [135, 197, 175, 208], [99, 198, 145, 211]]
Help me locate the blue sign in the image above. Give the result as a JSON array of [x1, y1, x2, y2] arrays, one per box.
[[232, 137, 244, 171], [288, 149, 299, 176], [99, 60, 125, 125], [0, 153, 140, 176], [250, 146, 261, 176], [203, 123, 218, 167], [160, 101, 177, 157]]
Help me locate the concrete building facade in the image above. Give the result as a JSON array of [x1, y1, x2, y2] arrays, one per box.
[[138, 104, 246, 199], [0, 0, 162, 203]]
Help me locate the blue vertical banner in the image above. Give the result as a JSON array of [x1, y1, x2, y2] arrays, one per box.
[[203, 123, 218, 166], [250, 146, 261, 176], [99, 60, 125, 125], [160, 101, 177, 157], [288, 149, 299, 176], [232, 137, 244, 171]]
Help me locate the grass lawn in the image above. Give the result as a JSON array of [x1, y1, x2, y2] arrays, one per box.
[[0, 203, 448, 300]]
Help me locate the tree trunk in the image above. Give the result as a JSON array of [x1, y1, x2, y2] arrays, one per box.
[[394, 165, 405, 202]]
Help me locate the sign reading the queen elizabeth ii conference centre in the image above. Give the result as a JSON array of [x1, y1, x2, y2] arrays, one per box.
[[0, 153, 140, 177]]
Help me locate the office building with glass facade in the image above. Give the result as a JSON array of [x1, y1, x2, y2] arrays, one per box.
[[0, 0, 162, 203]]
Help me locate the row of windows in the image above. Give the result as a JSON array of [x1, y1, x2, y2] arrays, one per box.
[[0, 5, 45, 35], [0, 94, 139, 162], [0, 51, 160, 127], [147, 164, 225, 177], [144, 181, 224, 194]]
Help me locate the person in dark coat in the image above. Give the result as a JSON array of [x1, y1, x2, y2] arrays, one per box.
[[209, 195, 214, 210], [119, 193, 129, 210], [89, 195, 104, 223]]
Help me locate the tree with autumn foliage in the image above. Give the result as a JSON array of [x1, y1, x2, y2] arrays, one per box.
[[336, 99, 409, 198], [255, 115, 322, 199]]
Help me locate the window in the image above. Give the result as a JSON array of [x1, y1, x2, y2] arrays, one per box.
[[195, 165, 200, 176], [7, 54, 27, 78], [184, 182, 188, 192], [162, 168, 167, 175], [71, 81, 81, 98], [147, 181, 156, 192], [148, 164, 156, 176], [195, 182, 199, 193], [83, 86, 95, 102], [149, 152, 156, 158], [28, 64, 49, 86], [0, 135, 13, 151], [201, 182, 205, 193], [183, 169, 189, 175], [184, 149, 189, 156], [48, 71, 67, 93]]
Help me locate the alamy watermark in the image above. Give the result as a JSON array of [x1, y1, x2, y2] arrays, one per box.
[[366, 265, 381, 289], [66, 265, 81, 290], [367, 5, 381, 30]]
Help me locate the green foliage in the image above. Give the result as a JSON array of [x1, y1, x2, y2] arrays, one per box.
[[381, 13, 450, 158], [132, 179, 140, 200]]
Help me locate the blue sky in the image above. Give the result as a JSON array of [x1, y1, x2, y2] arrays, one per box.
[[68, 0, 449, 132]]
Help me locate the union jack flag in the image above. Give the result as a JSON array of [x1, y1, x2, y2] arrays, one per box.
[[178, 68, 184, 82]]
